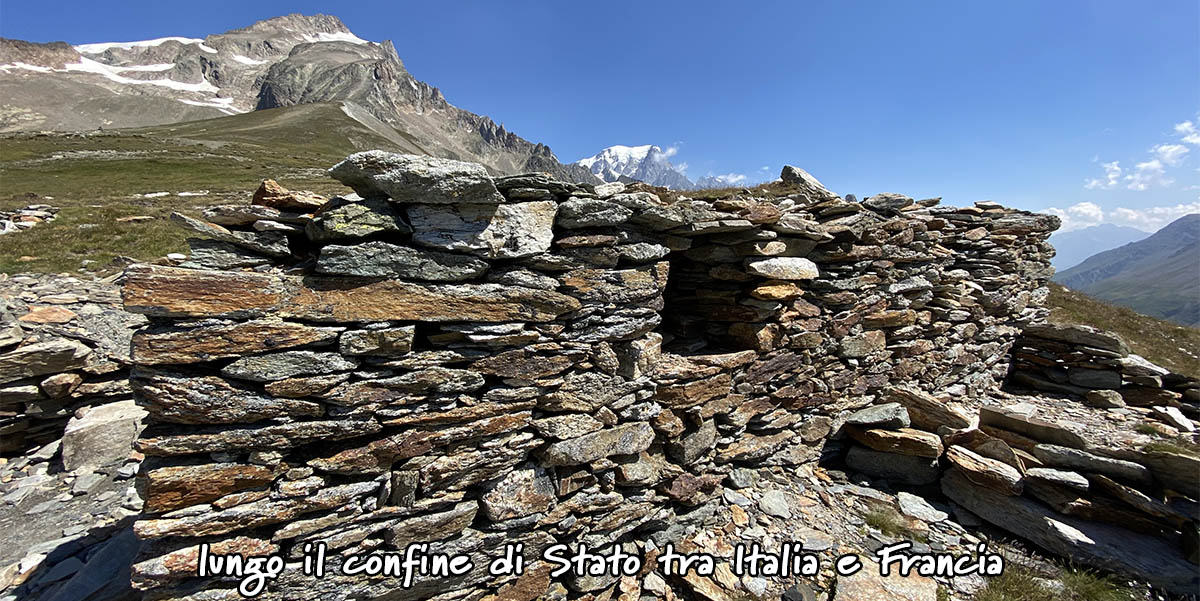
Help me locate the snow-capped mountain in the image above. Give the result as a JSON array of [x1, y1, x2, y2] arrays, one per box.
[[575, 145, 694, 189], [0, 14, 596, 182], [694, 174, 749, 189]]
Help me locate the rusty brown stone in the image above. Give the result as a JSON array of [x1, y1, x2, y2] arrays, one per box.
[[123, 265, 580, 323], [252, 179, 326, 211], [847, 427, 944, 458], [132, 319, 342, 364], [143, 463, 275, 513]]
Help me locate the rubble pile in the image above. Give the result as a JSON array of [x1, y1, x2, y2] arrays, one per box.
[[0, 203, 58, 236]]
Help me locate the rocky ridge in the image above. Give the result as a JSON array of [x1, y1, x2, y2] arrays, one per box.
[[0, 15, 596, 183]]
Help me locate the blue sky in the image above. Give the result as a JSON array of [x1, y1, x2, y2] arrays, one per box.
[[3, 0, 1198, 232]]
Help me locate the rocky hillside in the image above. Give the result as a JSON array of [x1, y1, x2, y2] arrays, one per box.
[[0, 14, 595, 182], [1047, 223, 1149, 270], [1054, 214, 1200, 326]]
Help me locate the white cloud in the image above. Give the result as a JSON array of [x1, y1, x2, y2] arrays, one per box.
[[714, 173, 747, 184], [1176, 120, 1200, 145], [1153, 143, 1189, 166], [1043, 202, 1106, 232], [1108, 203, 1200, 231], [675, 161, 689, 174], [1084, 161, 1122, 189], [1043, 201, 1200, 233], [1124, 159, 1173, 191], [661, 145, 679, 158], [1086, 117, 1200, 191]]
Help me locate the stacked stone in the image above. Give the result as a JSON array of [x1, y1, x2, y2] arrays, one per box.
[[1009, 322, 1200, 419], [655, 173, 1059, 424], [119, 152, 1067, 601], [939, 402, 1198, 594], [0, 274, 143, 456], [842, 387, 971, 487]]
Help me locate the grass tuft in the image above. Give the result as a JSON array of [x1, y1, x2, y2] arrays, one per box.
[[862, 507, 927, 542], [977, 563, 1139, 601]]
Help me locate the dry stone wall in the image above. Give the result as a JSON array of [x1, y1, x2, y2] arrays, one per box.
[[0, 274, 144, 457], [119, 152, 1070, 600], [1009, 322, 1199, 414]]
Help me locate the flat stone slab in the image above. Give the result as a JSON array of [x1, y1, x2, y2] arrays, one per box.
[[122, 265, 580, 323], [329, 151, 505, 204], [942, 469, 1198, 596]]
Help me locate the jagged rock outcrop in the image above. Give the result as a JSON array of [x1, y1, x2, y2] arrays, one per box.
[[0, 15, 594, 183]]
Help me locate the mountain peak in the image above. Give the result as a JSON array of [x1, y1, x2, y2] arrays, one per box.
[[575, 144, 693, 189], [229, 13, 356, 37]]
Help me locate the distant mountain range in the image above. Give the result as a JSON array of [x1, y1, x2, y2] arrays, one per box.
[[0, 14, 596, 182], [1049, 223, 1150, 270], [1053, 214, 1199, 326], [574, 144, 755, 190]]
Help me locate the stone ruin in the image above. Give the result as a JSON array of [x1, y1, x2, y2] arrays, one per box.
[[8, 151, 1198, 600]]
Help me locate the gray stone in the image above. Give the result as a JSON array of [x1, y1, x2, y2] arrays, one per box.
[[221, 351, 359, 382], [942, 469, 1198, 596], [305, 196, 409, 241], [666, 419, 717, 465], [759, 490, 792, 518], [408, 201, 557, 259], [846, 445, 939, 486], [897, 492, 948, 523], [181, 238, 272, 270], [1117, 354, 1169, 378], [1022, 323, 1129, 355], [593, 182, 626, 198], [1084, 389, 1125, 409], [532, 414, 604, 440], [541, 422, 655, 466], [62, 400, 147, 471], [0, 338, 92, 385], [339, 326, 416, 356], [480, 463, 555, 521], [1067, 367, 1122, 389], [1152, 406, 1194, 432], [979, 405, 1088, 449], [728, 468, 757, 489], [745, 257, 819, 280], [863, 193, 915, 212], [170, 212, 290, 257], [845, 402, 911, 429], [1025, 467, 1089, 492], [329, 151, 505, 204], [558, 197, 634, 228], [1031, 444, 1152, 485], [780, 166, 839, 202], [317, 241, 488, 281]]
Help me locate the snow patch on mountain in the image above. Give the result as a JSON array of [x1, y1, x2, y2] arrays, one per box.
[[64, 57, 220, 93], [75, 37, 217, 54], [302, 31, 370, 45], [575, 144, 695, 189], [232, 55, 268, 65]]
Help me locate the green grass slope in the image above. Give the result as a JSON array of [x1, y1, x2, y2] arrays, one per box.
[[1053, 214, 1200, 326], [0, 102, 411, 273], [1047, 282, 1200, 377]]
